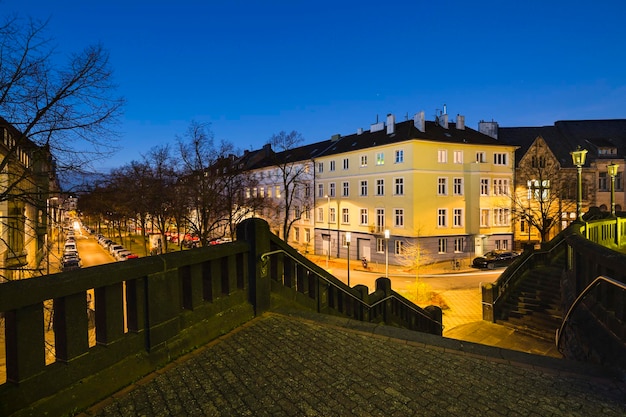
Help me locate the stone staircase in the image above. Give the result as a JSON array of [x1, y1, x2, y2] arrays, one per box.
[[497, 256, 564, 342]]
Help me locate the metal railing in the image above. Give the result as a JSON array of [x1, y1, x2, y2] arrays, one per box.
[[556, 275, 626, 352]]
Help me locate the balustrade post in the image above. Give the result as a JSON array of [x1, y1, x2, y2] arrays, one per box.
[[481, 282, 496, 323], [236, 218, 271, 315], [424, 305, 443, 336], [375, 277, 392, 323], [94, 282, 125, 346], [5, 304, 46, 382], [54, 293, 89, 362], [354, 284, 369, 322]]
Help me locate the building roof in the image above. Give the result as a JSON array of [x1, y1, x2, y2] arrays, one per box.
[[245, 114, 512, 169], [499, 120, 626, 167], [321, 118, 508, 157]]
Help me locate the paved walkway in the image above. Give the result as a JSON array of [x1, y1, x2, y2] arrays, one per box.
[[79, 311, 625, 417]]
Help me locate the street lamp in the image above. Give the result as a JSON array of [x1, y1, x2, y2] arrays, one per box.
[[384, 229, 390, 278], [608, 162, 619, 216], [570, 147, 588, 220], [345, 232, 351, 286], [526, 180, 532, 242], [325, 194, 330, 268]]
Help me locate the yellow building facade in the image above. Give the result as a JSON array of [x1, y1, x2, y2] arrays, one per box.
[[311, 113, 517, 268]]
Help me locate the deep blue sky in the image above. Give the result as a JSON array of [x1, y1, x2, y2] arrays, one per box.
[[6, 0, 626, 171]]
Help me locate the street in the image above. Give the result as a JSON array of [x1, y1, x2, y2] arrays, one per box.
[[320, 257, 501, 293], [313, 256, 503, 334], [74, 233, 114, 267]]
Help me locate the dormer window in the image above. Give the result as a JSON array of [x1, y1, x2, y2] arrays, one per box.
[[598, 147, 618, 156]]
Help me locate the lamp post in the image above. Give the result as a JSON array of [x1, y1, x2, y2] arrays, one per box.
[[570, 147, 588, 221], [384, 229, 390, 278], [608, 162, 619, 216], [325, 195, 330, 268], [345, 232, 351, 286], [526, 180, 532, 242]]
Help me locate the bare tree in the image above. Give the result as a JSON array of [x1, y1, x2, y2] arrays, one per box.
[[139, 145, 178, 253], [511, 138, 577, 243], [267, 131, 312, 241], [217, 156, 266, 240], [1, 15, 124, 178], [176, 121, 235, 246], [0, 14, 123, 279]]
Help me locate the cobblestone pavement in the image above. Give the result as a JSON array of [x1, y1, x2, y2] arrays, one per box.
[[80, 312, 626, 417]]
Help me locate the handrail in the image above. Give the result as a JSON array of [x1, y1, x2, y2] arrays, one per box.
[[491, 236, 567, 306], [556, 275, 626, 352], [260, 249, 442, 328]]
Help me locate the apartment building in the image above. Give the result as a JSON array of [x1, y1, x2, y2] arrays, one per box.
[[0, 117, 59, 281], [495, 119, 626, 249], [312, 112, 517, 267]]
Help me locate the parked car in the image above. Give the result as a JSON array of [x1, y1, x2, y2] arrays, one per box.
[[109, 244, 124, 255], [64, 242, 77, 253], [61, 253, 81, 271], [115, 250, 138, 261], [62, 258, 81, 271], [472, 251, 520, 269]]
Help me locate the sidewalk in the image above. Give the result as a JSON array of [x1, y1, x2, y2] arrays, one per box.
[[79, 312, 626, 417]]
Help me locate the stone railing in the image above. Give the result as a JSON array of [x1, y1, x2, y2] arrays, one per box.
[[481, 233, 566, 323], [263, 230, 442, 335], [0, 218, 441, 416], [482, 217, 626, 372], [559, 223, 626, 373]]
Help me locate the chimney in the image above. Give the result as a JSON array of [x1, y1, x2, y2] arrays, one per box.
[[371, 121, 385, 132], [357, 127, 364, 135], [478, 120, 499, 139], [413, 111, 425, 132], [437, 104, 449, 129], [439, 113, 448, 129], [456, 114, 465, 130], [386, 114, 395, 135], [331, 134, 341, 141]]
